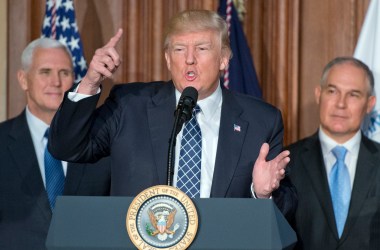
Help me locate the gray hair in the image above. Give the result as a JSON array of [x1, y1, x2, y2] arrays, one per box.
[[163, 10, 232, 59], [21, 37, 73, 71], [321, 56, 374, 96]]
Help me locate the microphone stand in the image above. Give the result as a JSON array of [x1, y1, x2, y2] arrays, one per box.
[[167, 109, 182, 186], [166, 86, 197, 187]]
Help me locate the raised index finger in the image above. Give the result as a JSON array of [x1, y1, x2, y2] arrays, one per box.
[[105, 28, 123, 48]]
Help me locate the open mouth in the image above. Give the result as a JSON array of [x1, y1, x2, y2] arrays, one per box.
[[185, 71, 197, 81]]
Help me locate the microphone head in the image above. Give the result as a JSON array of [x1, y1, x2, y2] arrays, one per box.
[[178, 87, 198, 122], [180, 86, 198, 104]]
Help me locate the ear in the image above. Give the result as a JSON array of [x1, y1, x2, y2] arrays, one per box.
[[314, 85, 321, 105], [366, 95, 376, 114], [17, 70, 28, 91], [164, 52, 171, 71], [219, 57, 229, 71], [219, 51, 230, 71]]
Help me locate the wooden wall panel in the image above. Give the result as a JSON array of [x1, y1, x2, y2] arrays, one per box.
[[0, 0, 7, 121], [7, 0, 31, 119], [241, 0, 300, 144], [6, 0, 371, 145]]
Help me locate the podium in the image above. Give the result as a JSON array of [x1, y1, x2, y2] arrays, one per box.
[[46, 196, 296, 250]]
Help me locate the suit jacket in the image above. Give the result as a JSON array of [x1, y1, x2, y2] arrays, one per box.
[[287, 132, 380, 250], [0, 111, 111, 250], [49, 81, 297, 220]]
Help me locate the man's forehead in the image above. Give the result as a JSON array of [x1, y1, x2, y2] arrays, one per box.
[[169, 32, 219, 46], [170, 29, 218, 39]]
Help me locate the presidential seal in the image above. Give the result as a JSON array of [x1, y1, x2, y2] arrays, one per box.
[[126, 185, 198, 250]]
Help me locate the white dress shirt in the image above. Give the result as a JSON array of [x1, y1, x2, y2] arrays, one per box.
[[319, 128, 360, 189], [25, 107, 67, 187], [173, 86, 222, 198]]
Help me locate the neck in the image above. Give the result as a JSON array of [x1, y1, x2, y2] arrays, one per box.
[[27, 106, 54, 125]]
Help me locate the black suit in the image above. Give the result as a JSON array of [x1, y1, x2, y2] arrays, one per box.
[[49, 81, 297, 220], [0, 111, 111, 250], [287, 132, 380, 249]]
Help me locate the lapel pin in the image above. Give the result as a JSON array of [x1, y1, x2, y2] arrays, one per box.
[[233, 124, 241, 132]]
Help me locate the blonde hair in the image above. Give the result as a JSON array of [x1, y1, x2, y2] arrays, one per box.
[[163, 10, 232, 58]]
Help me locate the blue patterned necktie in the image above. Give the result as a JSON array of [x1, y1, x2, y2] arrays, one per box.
[[329, 146, 351, 238], [177, 105, 202, 198], [44, 128, 65, 209]]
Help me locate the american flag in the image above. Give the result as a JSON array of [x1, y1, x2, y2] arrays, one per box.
[[41, 0, 87, 81], [218, 0, 262, 98], [354, 0, 380, 142]]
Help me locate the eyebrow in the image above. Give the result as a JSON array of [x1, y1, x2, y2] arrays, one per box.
[[37, 67, 73, 73], [171, 40, 212, 46], [326, 83, 365, 94]]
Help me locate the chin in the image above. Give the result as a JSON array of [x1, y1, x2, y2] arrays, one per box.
[[182, 83, 199, 91], [330, 127, 350, 135], [47, 102, 62, 110]]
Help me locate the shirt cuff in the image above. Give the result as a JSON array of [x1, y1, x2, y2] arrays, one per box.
[[251, 183, 272, 199], [67, 82, 101, 102]]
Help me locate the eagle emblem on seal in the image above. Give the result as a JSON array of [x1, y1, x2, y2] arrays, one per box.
[[147, 206, 180, 241]]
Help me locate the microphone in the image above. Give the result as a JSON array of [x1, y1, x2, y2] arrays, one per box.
[[174, 87, 198, 135], [167, 87, 198, 186]]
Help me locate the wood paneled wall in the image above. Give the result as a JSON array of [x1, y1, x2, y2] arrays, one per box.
[[6, 0, 370, 145], [0, 0, 6, 122]]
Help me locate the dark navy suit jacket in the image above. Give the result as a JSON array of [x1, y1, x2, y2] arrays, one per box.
[[0, 111, 111, 250], [287, 132, 380, 249], [49, 81, 297, 220]]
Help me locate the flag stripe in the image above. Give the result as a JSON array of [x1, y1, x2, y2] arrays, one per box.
[[218, 0, 262, 98], [42, 0, 87, 81]]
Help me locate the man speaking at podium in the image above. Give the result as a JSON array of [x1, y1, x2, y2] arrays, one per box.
[[48, 10, 297, 221]]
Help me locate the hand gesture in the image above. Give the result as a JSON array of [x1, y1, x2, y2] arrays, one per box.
[[79, 28, 123, 94], [252, 143, 290, 198]]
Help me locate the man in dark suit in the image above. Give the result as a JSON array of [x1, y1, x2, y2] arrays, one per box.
[[0, 38, 111, 250], [287, 56, 380, 249], [49, 10, 297, 220]]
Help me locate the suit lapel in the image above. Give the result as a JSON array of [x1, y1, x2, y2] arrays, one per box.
[[147, 82, 176, 184], [341, 135, 380, 240], [301, 134, 339, 238], [64, 162, 85, 194], [210, 90, 248, 197], [8, 112, 52, 220]]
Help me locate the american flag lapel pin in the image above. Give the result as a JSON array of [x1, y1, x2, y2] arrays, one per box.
[[233, 124, 241, 132]]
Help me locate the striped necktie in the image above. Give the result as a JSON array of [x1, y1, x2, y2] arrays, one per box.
[[44, 128, 65, 209]]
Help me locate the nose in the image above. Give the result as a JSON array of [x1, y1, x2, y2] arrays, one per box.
[[51, 72, 62, 87], [185, 48, 196, 65], [336, 94, 347, 108]]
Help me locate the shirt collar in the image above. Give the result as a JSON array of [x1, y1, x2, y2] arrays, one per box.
[[319, 127, 361, 156], [25, 106, 49, 142], [175, 85, 222, 120]]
